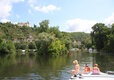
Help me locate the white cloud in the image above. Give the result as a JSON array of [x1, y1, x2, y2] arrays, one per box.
[[66, 13, 114, 33], [0, 0, 24, 18], [0, 1, 11, 18], [104, 13, 114, 25], [33, 5, 60, 13], [66, 18, 97, 33], [28, 0, 60, 13], [28, 0, 36, 7], [0, 19, 10, 23]]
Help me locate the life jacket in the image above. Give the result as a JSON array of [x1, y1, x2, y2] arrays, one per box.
[[84, 66, 90, 72]]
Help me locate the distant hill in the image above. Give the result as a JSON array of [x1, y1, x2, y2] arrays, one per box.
[[0, 22, 37, 43], [0, 22, 90, 43], [70, 32, 90, 42]]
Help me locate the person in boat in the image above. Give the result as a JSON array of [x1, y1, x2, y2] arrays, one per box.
[[83, 64, 90, 74], [72, 60, 80, 76], [92, 64, 100, 75]]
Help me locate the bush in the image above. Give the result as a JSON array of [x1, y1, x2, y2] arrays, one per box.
[[28, 42, 36, 49], [15, 43, 27, 50], [0, 37, 16, 54], [48, 40, 68, 55], [35, 32, 55, 55]]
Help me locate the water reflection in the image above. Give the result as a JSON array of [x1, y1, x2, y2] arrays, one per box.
[[0, 52, 113, 80], [95, 53, 114, 72]]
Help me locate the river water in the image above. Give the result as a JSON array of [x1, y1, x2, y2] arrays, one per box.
[[0, 51, 114, 80]]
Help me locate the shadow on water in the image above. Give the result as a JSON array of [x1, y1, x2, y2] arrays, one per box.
[[0, 51, 113, 80]]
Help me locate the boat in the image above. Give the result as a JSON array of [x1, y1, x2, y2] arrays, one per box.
[[69, 72, 114, 80]]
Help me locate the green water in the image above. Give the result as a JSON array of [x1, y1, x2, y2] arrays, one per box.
[[0, 52, 114, 80]]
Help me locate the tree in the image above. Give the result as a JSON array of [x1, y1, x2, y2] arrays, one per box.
[[0, 38, 8, 54], [82, 39, 92, 49], [6, 40, 16, 53], [48, 40, 67, 55], [91, 23, 109, 50], [49, 26, 62, 38], [35, 32, 55, 55], [0, 37, 16, 54], [39, 20, 49, 33], [60, 35, 72, 50], [104, 23, 114, 52], [15, 43, 27, 50], [28, 42, 36, 49], [34, 24, 37, 28]]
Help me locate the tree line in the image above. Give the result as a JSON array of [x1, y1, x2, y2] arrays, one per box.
[[91, 23, 114, 53], [0, 20, 72, 55], [0, 20, 92, 55]]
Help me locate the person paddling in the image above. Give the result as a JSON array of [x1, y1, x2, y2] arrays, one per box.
[[92, 64, 100, 75], [72, 60, 80, 76]]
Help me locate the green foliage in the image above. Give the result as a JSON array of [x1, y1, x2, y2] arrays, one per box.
[[82, 39, 92, 49], [103, 24, 114, 52], [48, 40, 67, 55], [35, 32, 70, 55], [69, 32, 90, 49], [49, 26, 62, 38], [0, 37, 16, 54], [35, 32, 55, 55], [0, 41, 8, 54], [15, 43, 21, 49], [60, 33, 72, 50], [0, 21, 74, 55], [0, 22, 36, 41], [91, 23, 114, 52], [70, 32, 90, 42], [6, 40, 16, 53], [28, 42, 36, 49], [15, 43, 27, 50], [0, 20, 94, 55], [38, 20, 49, 33], [91, 23, 109, 50]]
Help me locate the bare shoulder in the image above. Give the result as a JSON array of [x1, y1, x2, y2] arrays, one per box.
[[76, 64, 80, 67]]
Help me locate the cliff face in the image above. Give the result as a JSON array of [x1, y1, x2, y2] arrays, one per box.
[[13, 35, 34, 43]]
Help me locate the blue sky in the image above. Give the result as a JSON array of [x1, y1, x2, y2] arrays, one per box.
[[0, 0, 114, 33]]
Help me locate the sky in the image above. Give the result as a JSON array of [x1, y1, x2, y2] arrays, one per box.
[[0, 0, 114, 33]]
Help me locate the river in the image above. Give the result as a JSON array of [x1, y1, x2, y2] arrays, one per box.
[[0, 51, 114, 80]]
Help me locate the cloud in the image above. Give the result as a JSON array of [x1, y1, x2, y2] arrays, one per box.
[[104, 13, 114, 25], [66, 18, 97, 33], [0, 19, 10, 23], [28, 0, 36, 7], [66, 13, 114, 33], [0, 0, 24, 18], [0, 1, 11, 18], [33, 5, 60, 13], [28, 0, 60, 13]]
